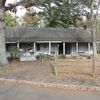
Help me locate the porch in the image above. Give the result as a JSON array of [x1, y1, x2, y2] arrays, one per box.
[[6, 41, 92, 60]]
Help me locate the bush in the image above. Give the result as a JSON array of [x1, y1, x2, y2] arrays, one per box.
[[97, 50, 100, 54], [79, 54, 92, 59], [36, 54, 53, 61], [59, 54, 66, 59], [9, 46, 19, 60], [71, 55, 78, 59], [35, 54, 43, 60]]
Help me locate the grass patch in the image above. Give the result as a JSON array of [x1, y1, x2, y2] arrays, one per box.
[[49, 64, 57, 75], [79, 54, 92, 59], [58, 54, 66, 59]]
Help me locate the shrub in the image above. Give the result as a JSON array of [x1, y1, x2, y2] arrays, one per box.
[[97, 50, 100, 54], [35, 54, 43, 60], [59, 54, 66, 59], [71, 55, 78, 59], [9, 46, 19, 60], [79, 54, 92, 59]]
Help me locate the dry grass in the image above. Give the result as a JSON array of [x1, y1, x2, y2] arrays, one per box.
[[0, 58, 100, 86], [57, 58, 100, 81]]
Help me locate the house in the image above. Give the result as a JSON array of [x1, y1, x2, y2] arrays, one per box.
[[5, 27, 93, 60]]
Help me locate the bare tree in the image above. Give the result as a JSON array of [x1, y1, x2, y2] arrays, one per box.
[[90, 0, 100, 76], [0, 0, 8, 67]]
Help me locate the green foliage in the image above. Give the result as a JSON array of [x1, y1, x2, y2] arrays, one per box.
[[79, 54, 92, 59], [35, 54, 43, 60], [5, 12, 16, 27], [23, 12, 40, 27], [97, 50, 100, 54], [5, 0, 95, 28], [9, 46, 19, 60], [50, 64, 56, 75], [34, 0, 94, 28]]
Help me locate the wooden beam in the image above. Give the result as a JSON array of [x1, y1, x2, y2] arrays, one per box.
[[49, 42, 51, 55], [88, 42, 91, 53], [34, 42, 36, 53], [17, 42, 19, 49], [36, 41, 62, 43], [76, 42, 79, 54], [63, 42, 65, 55]]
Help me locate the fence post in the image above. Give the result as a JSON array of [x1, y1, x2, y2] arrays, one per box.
[[54, 52, 58, 76]]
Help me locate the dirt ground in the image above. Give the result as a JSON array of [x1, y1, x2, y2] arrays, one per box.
[[57, 59, 100, 85], [0, 59, 100, 87], [57, 59, 100, 76]]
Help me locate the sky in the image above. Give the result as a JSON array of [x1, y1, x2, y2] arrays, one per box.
[[5, 0, 20, 6], [5, 0, 27, 17], [5, 0, 100, 18], [5, 0, 43, 17]]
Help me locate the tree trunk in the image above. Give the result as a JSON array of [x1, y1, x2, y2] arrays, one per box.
[[0, 8, 8, 67], [90, 0, 99, 76]]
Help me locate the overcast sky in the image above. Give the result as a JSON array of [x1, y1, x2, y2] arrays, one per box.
[[5, 0, 27, 17], [5, 0, 20, 6], [5, 0, 100, 17], [5, 0, 44, 17]]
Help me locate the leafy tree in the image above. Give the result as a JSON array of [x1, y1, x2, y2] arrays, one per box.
[[5, 0, 100, 76], [5, 12, 17, 27], [18, 0, 94, 28], [22, 10, 40, 27]]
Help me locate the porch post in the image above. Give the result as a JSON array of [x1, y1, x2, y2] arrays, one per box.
[[34, 42, 36, 53], [63, 42, 65, 55], [76, 42, 79, 54], [88, 42, 91, 53], [17, 42, 19, 49], [49, 42, 51, 55]]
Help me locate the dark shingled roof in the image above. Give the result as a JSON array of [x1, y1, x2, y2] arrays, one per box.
[[5, 27, 92, 43]]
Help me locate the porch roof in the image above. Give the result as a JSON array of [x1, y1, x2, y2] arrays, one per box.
[[5, 27, 92, 43]]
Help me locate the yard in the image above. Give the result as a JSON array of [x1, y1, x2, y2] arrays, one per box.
[[0, 55, 100, 87], [57, 59, 100, 84]]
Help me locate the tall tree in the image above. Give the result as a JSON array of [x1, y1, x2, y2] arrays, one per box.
[[6, 0, 94, 28], [22, 9, 40, 27], [20, 0, 93, 28], [0, 0, 8, 66], [5, 11, 17, 27], [90, 0, 100, 76]]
